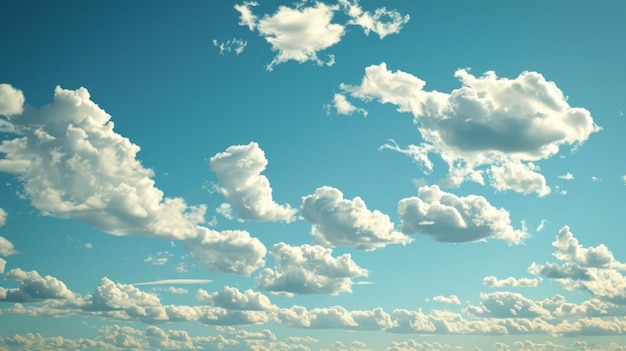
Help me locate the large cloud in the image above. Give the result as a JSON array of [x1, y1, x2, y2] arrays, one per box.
[[301, 186, 411, 251], [0, 269, 75, 302], [398, 185, 527, 244], [184, 227, 267, 276], [339, 63, 600, 195], [210, 142, 296, 222], [257, 242, 368, 295], [235, 1, 409, 70], [0, 85, 206, 239]]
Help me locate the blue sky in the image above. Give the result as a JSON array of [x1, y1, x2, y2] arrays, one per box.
[[0, 0, 625, 350]]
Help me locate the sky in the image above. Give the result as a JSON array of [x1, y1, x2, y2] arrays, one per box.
[[0, 0, 625, 350]]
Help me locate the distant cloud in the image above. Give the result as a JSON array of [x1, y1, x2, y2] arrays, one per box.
[[234, 0, 409, 70], [398, 185, 528, 244], [133, 279, 213, 286], [483, 276, 539, 288], [301, 186, 412, 251], [339, 64, 600, 195], [197, 286, 275, 311], [212, 38, 247, 55], [257, 242, 368, 295], [558, 172, 575, 180], [0, 85, 207, 240], [432, 295, 461, 304], [210, 142, 297, 222]]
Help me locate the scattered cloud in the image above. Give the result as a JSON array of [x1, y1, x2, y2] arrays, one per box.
[[432, 295, 461, 304], [197, 286, 275, 311], [398, 185, 528, 244], [210, 142, 297, 222], [133, 279, 213, 286], [331, 93, 368, 117], [235, 1, 409, 70], [257, 242, 368, 295], [144, 251, 172, 266], [184, 227, 267, 276], [301, 186, 412, 251], [0, 236, 16, 257], [483, 276, 539, 288], [339, 63, 600, 195], [213, 38, 247, 55], [558, 173, 575, 180], [0, 85, 207, 240]]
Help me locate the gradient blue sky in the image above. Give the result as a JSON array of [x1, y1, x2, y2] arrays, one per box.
[[0, 1, 625, 350]]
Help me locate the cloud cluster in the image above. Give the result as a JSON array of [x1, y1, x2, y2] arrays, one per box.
[[234, 1, 409, 70], [210, 142, 296, 222], [257, 243, 368, 295], [197, 286, 275, 311], [213, 38, 247, 55], [0, 269, 75, 302], [301, 186, 411, 251], [339, 63, 600, 195], [530, 226, 626, 304], [0, 85, 206, 240], [398, 185, 527, 244], [184, 227, 267, 276]]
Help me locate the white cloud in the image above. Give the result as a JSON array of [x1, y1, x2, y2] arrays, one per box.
[[0, 258, 5, 274], [398, 185, 528, 244], [0, 84, 25, 116], [552, 226, 624, 270], [257, 242, 368, 295], [236, 2, 344, 70], [301, 186, 412, 251], [184, 227, 267, 276], [276, 305, 395, 330], [0, 208, 5, 227], [210, 142, 296, 222], [339, 0, 410, 39], [133, 279, 213, 286], [483, 276, 539, 288], [432, 295, 461, 305], [536, 219, 548, 232], [466, 292, 551, 319], [213, 38, 247, 55], [340, 63, 600, 195], [0, 236, 16, 257], [0, 86, 206, 240], [1, 268, 75, 302], [332, 93, 368, 117], [559, 172, 575, 180], [197, 286, 275, 311]]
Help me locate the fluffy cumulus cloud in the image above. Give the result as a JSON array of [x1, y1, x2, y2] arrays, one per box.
[[0, 269, 75, 302], [483, 276, 539, 288], [0, 83, 24, 116], [210, 142, 296, 222], [184, 227, 267, 276], [331, 93, 368, 117], [530, 226, 626, 304], [276, 305, 395, 330], [235, 1, 408, 70], [301, 186, 412, 251], [339, 63, 600, 195], [398, 185, 527, 244], [257, 242, 368, 295], [0, 85, 206, 240], [432, 295, 461, 305], [197, 286, 275, 311], [0, 236, 16, 257]]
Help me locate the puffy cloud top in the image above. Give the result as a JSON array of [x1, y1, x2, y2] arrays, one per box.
[[340, 64, 600, 195], [301, 186, 411, 251], [0, 84, 24, 116], [398, 185, 527, 244]]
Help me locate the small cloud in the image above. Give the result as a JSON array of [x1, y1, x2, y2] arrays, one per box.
[[536, 219, 548, 232], [432, 295, 461, 304], [166, 287, 188, 294], [618, 110, 624, 117], [144, 251, 172, 266], [591, 176, 603, 182], [558, 172, 574, 180], [133, 279, 212, 286], [331, 93, 367, 117], [213, 38, 247, 55], [84, 243, 93, 249]]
